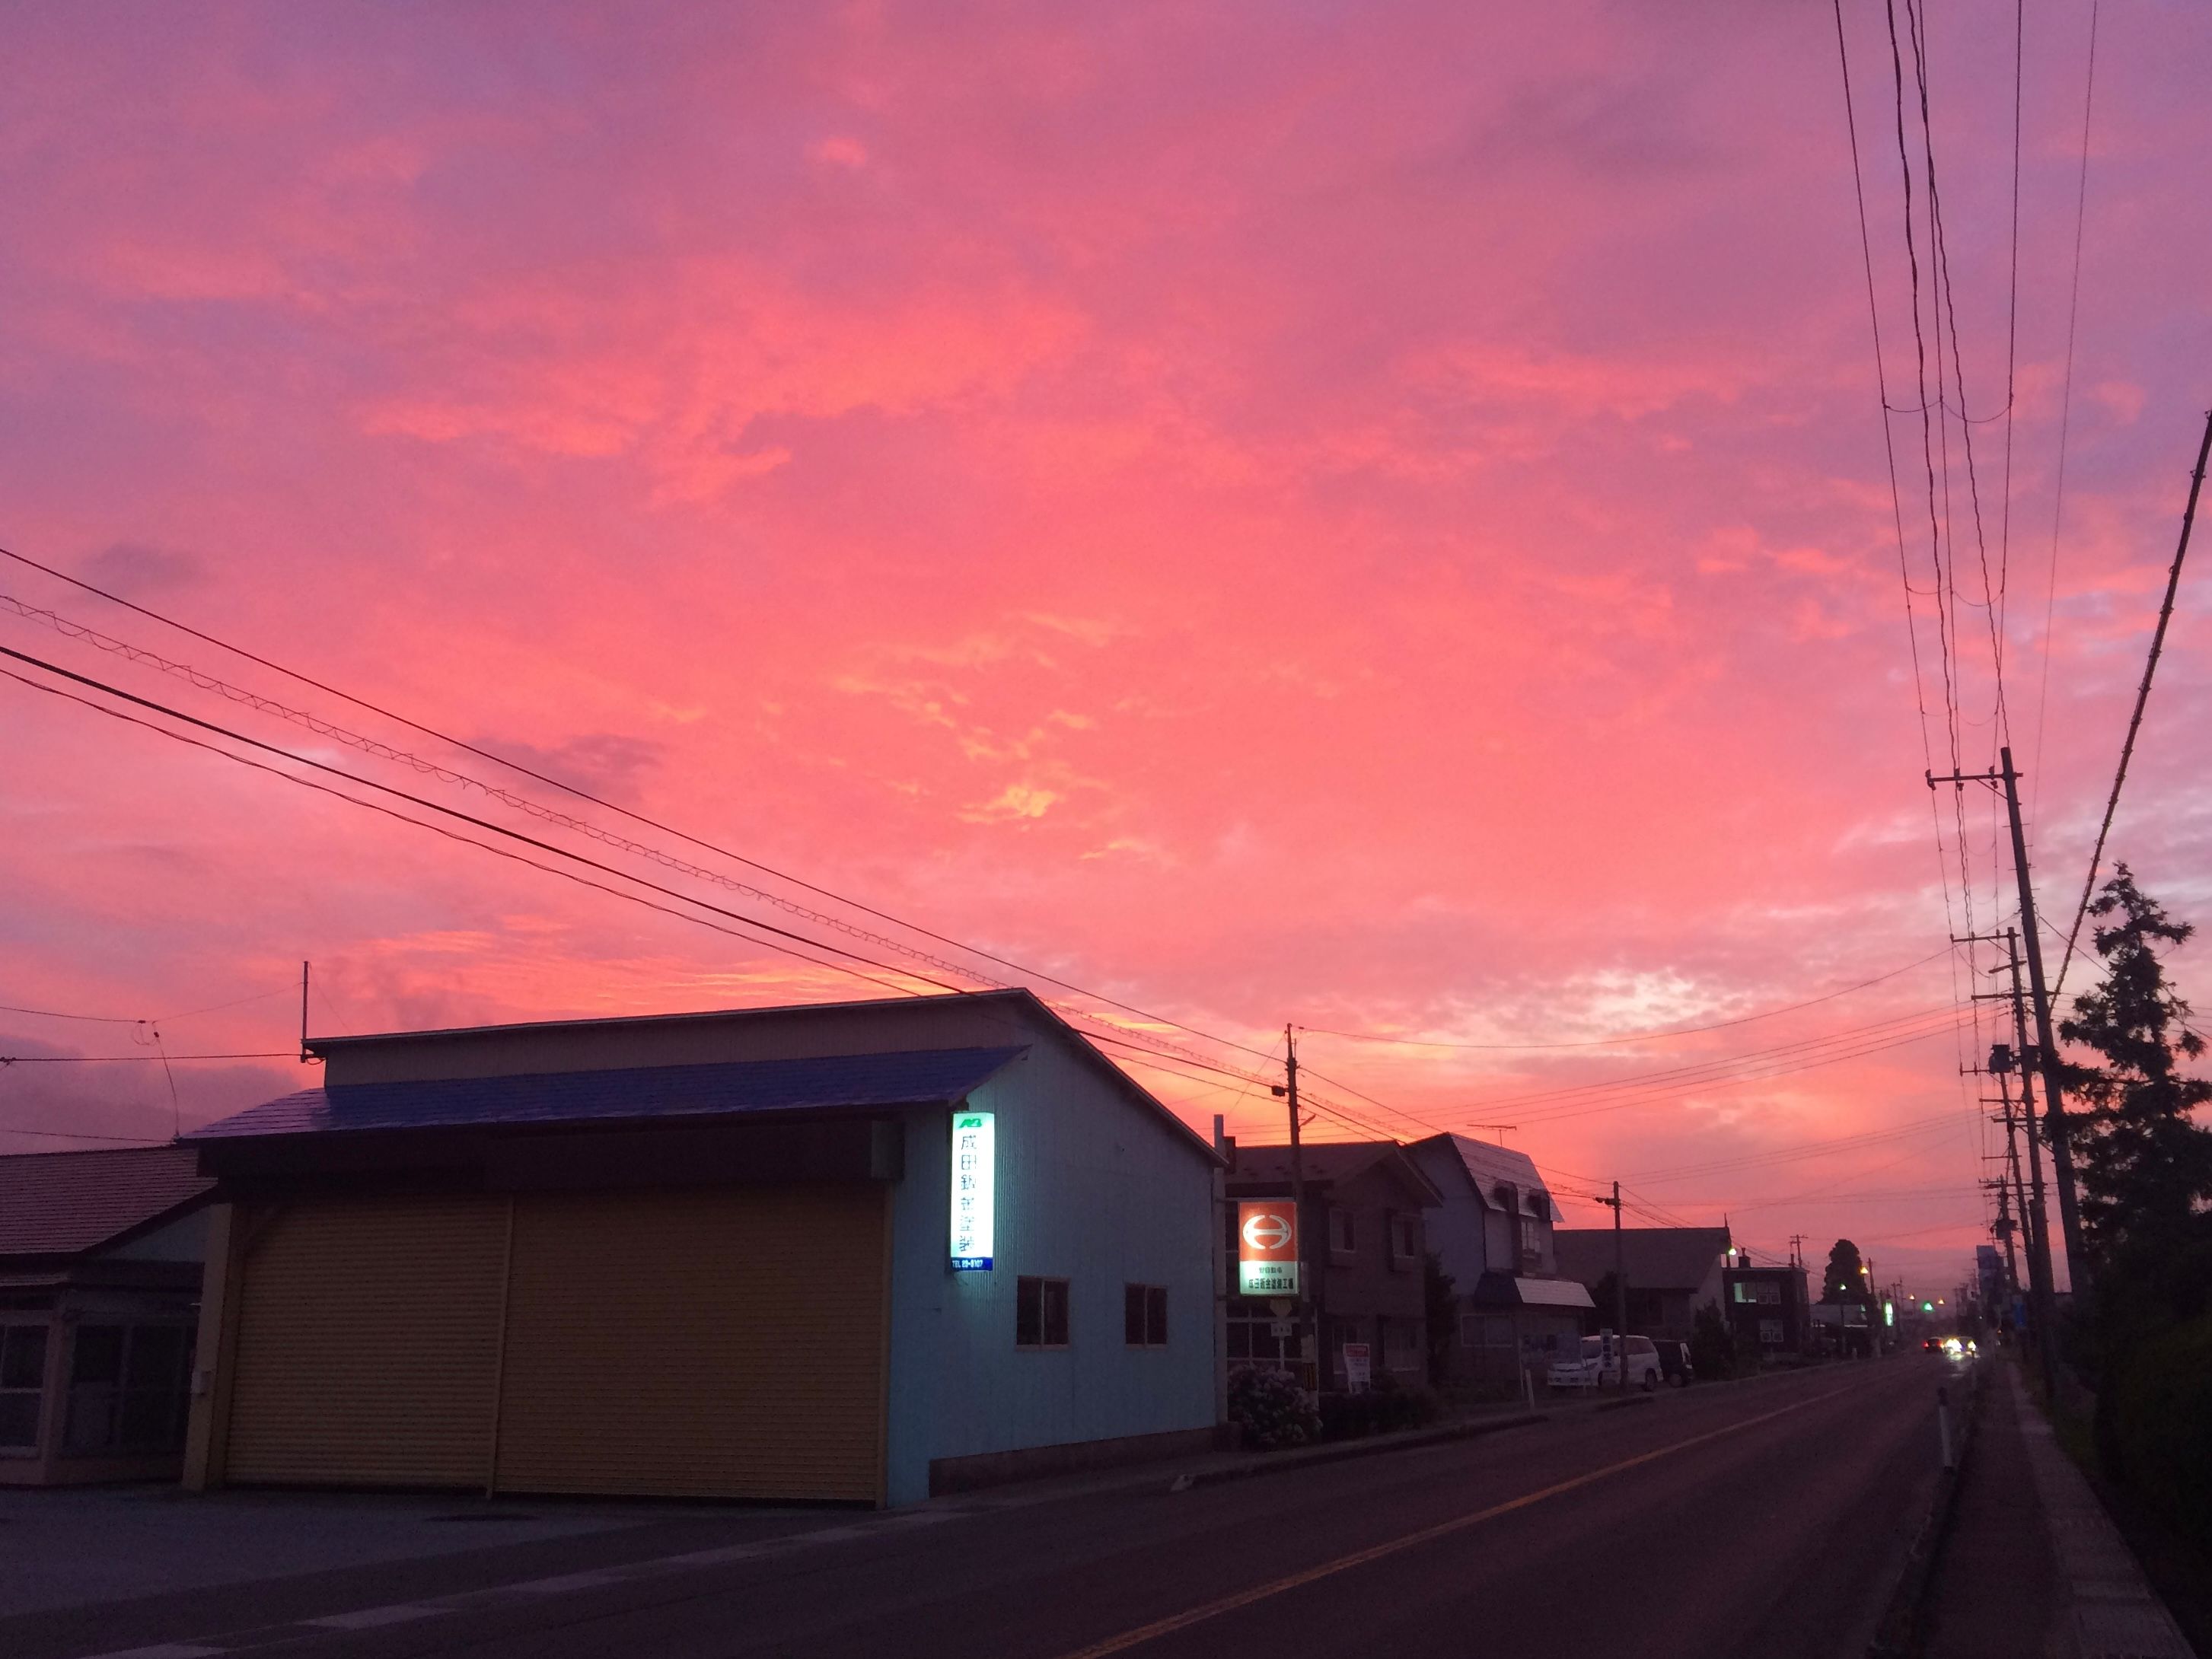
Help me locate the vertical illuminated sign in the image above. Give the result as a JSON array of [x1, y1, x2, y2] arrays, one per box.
[[950, 1110, 994, 1271], [1237, 1200, 1299, 1297]]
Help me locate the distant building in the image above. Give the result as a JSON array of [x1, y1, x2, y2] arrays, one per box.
[[0, 1147, 215, 1486], [1554, 1226, 1732, 1342], [1721, 1260, 1812, 1357], [1224, 1142, 1439, 1391], [180, 990, 1222, 1507], [1405, 1134, 1592, 1389]]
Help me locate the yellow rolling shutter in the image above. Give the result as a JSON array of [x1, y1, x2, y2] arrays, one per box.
[[493, 1185, 888, 1504], [225, 1196, 506, 1488]]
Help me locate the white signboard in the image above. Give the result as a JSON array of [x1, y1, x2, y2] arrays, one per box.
[[1341, 1341, 1372, 1393], [949, 1110, 994, 1271]]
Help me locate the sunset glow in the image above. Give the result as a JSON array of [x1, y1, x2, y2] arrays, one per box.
[[5, 0, 2209, 1291]]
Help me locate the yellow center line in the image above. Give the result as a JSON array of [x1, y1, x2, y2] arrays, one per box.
[[1053, 1386, 1854, 1659]]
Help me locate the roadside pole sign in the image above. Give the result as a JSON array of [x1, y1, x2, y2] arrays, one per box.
[[1236, 1201, 1299, 1297], [1342, 1342, 1372, 1393], [949, 1110, 995, 1270]]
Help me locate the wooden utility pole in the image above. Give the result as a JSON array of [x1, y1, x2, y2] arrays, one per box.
[[1927, 753, 2090, 1303], [1284, 1024, 1311, 1387], [1592, 1183, 1628, 1393]]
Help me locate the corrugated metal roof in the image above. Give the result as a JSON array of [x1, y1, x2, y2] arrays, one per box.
[[0, 1146, 215, 1260], [184, 1046, 1028, 1142]]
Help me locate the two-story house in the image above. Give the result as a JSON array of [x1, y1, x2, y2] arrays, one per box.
[[1407, 1134, 1592, 1390], [1224, 1142, 1439, 1392]]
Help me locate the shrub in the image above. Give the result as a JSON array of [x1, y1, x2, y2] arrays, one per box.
[[1228, 1364, 1321, 1450], [1315, 1371, 1439, 1440], [2108, 1314, 2212, 1554]]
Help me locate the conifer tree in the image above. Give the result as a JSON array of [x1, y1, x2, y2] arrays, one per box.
[[2058, 865, 2212, 1267]]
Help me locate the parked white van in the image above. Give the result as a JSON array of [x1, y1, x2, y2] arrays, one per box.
[[1546, 1333, 1662, 1391]]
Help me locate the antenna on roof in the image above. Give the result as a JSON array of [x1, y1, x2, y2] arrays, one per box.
[[1465, 1122, 1516, 1145]]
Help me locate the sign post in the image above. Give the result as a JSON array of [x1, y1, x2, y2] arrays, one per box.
[[949, 1110, 994, 1271]]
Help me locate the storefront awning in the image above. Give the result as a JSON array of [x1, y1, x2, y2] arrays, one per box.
[[1467, 1272, 1595, 1310]]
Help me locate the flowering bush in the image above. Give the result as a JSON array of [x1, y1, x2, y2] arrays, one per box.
[[1228, 1364, 1321, 1450]]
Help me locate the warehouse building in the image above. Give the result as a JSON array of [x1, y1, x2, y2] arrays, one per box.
[[180, 989, 1222, 1507]]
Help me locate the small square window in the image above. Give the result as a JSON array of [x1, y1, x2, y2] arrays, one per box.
[[1388, 1212, 1418, 1264], [1018, 1276, 1070, 1349], [1329, 1208, 1356, 1255], [1124, 1283, 1168, 1347], [0, 1324, 48, 1390]]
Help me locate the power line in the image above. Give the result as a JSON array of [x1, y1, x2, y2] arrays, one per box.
[[2029, 0, 2102, 833], [0, 660, 937, 1002], [1453, 1004, 1964, 1116], [0, 1125, 172, 1145], [2049, 409, 2212, 1000], [0, 988, 288, 1027], [0, 645, 961, 998], [1299, 944, 1952, 1049], [0, 543, 1279, 1066], [0, 1052, 296, 1063]]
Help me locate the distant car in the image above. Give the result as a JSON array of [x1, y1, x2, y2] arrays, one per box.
[[1547, 1334, 1663, 1392], [1653, 1339, 1694, 1387]]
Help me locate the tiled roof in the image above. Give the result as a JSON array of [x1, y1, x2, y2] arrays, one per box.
[[1554, 1227, 1734, 1293], [1413, 1133, 1553, 1213], [0, 1146, 214, 1260], [184, 1046, 1027, 1142]]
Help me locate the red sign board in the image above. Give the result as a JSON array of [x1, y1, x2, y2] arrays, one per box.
[[1238, 1201, 1300, 1297]]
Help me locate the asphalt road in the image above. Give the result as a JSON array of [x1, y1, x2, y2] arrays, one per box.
[[22, 1356, 1954, 1659]]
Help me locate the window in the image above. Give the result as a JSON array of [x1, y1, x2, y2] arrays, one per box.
[[64, 1323, 195, 1456], [1517, 1215, 1541, 1259], [1388, 1212, 1417, 1266], [1015, 1277, 1069, 1349], [0, 1323, 48, 1450], [1328, 1207, 1356, 1256], [1755, 1282, 1781, 1305], [1124, 1284, 1168, 1348], [1759, 1318, 1785, 1347]]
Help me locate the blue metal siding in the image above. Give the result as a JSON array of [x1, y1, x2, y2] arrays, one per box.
[[883, 1034, 1217, 1505]]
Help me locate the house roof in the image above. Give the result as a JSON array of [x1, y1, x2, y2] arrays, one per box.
[[1227, 1141, 1444, 1205], [1554, 1226, 1733, 1293], [293, 988, 1222, 1167], [0, 1146, 215, 1260], [183, 1046, 1028, 1143], [1409, 1133, 1554, 1215]]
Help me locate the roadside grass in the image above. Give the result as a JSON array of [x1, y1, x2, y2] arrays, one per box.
[[2024, 1373, 2212, 1657]]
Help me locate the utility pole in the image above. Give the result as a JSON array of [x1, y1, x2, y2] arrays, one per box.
[[299, 960, 311, 1063], [1927, 750, 2091, 1303], [1594, 1183, 1628, 1393], [1998, 929, 2063, 1392], [1284, 1024, 1311, 1390]]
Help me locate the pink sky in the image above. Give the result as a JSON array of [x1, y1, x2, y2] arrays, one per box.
[[4, 1, 2208, 1293]]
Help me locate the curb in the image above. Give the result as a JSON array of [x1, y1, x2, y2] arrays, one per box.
[[1865, 1360, 1986, 1657], [1168, 1411, 1548, 1492]]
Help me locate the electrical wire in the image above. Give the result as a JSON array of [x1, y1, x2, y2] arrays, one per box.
[[0, 544, 1280, 1065], [0, 645, 960, 998], [2029, 0, 2101, 835], [2048, 410, 2212, 1001], [1299, 944, 1952, 1049], [0, 661, 938, 1001]]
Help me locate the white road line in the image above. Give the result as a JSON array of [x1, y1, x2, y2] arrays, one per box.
[[304, 1605, 444, 1630], [76, 1507, 970, 1659]]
